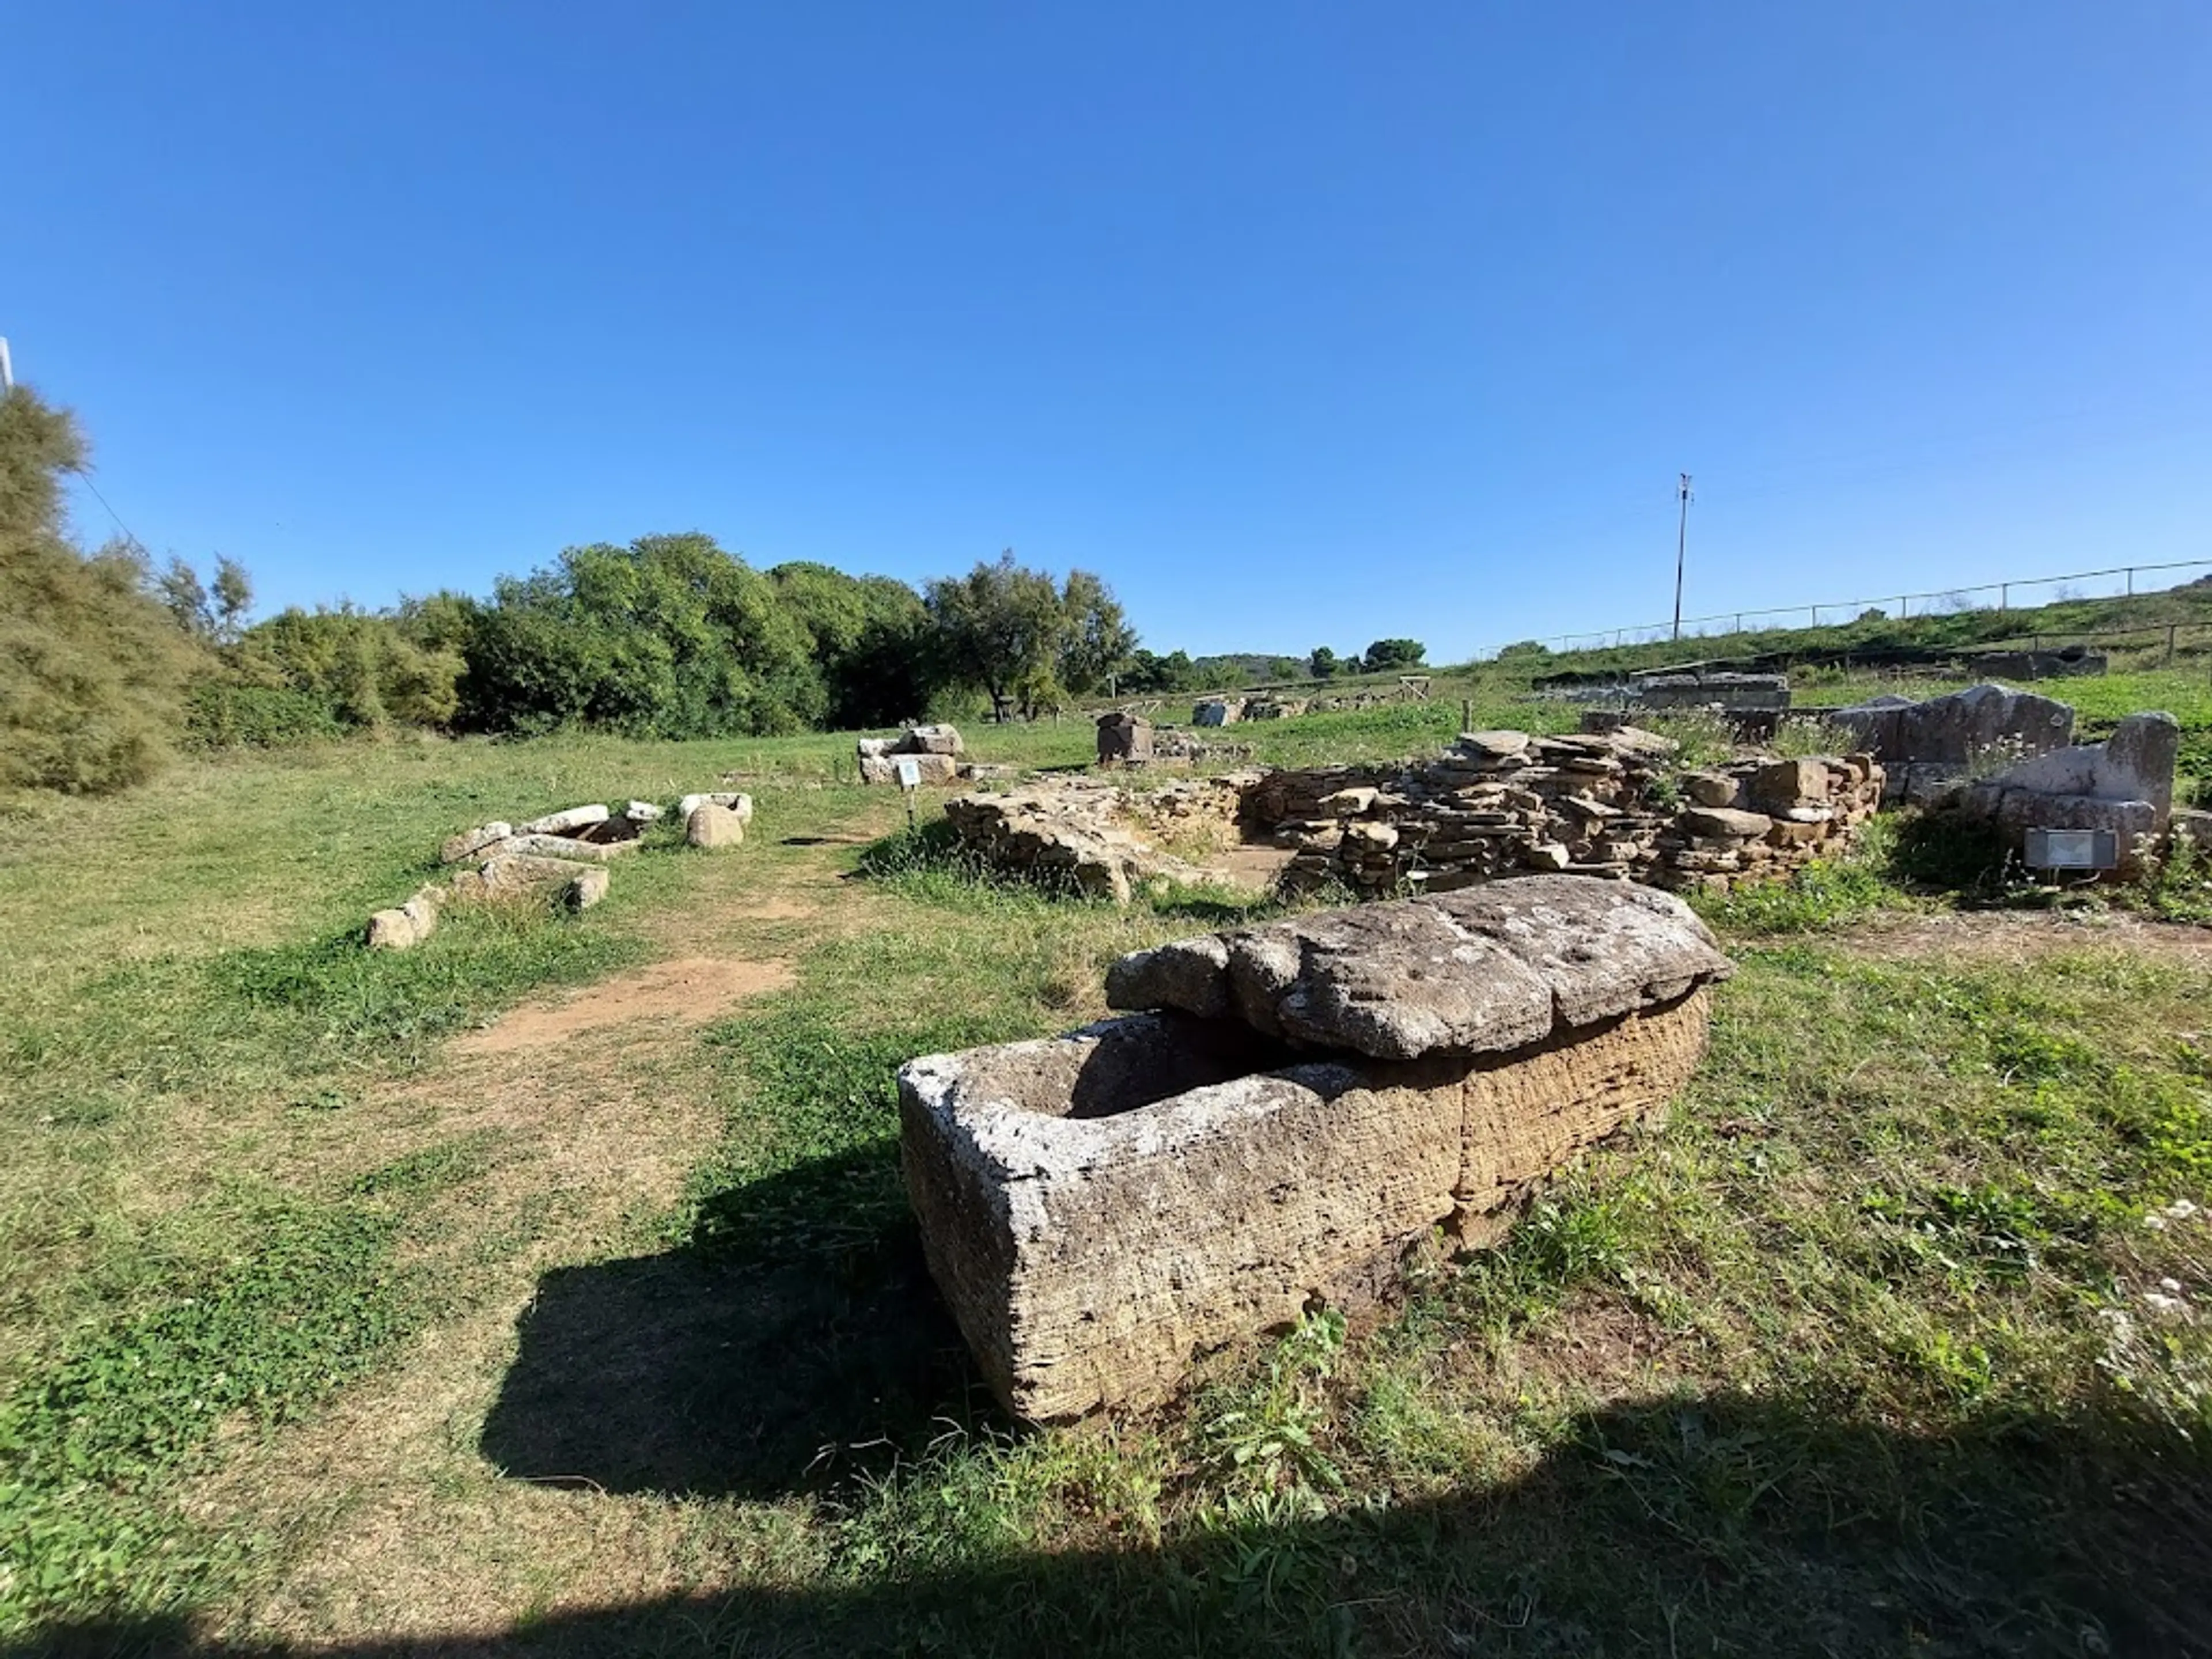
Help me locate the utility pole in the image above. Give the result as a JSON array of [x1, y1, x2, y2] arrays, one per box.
[[1671, 472, 1692, 642], [0, 338, 13, 391]]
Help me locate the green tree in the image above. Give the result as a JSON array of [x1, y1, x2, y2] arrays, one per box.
[[456, 532, 820, 737], [1362, 637, 1427, 672], [769, 562, 935, 728], [924, 552, 1073, 723], [211, 556, 253, 642], [1056, 570, 1137, 700], [1308, 646, 1339, 680], [0, 386, 206, 794]]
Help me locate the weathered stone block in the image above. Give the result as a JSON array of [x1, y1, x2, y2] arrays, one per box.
[[520, 804, 611, 837], [475, 852, 602, 898], [1681, 806, 1773, 842], [366, 907, 426, 950], [685, 804, 747, 847], [566, 866, 611, 910], [1748, 758, 1830, 813], [902, 995, 1718, 1421], [903, 878, 1731, 1420]]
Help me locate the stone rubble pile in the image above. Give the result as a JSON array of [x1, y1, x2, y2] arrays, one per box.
[[940, 781, 1222, 904], [1251, 728, 1884, 899], [935, 728, 1883, 906], [366, 790, 753, 950], [900, 876, 1735, 1419]]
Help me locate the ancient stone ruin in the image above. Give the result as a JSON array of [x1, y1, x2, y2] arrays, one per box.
[[1831, 682, 2076, 806], [857, 724, 997, 786], [1095, 710, 1152, 766], [941, 776, 1248, 903], [1958, 711, 2180, 872], [365, 792, 752, 949], [899, 876, 1733, 1420], [1631, 671, 1791, 715], [938, 726, 1883, 906]]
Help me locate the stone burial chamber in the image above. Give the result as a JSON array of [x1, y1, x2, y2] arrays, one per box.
[[897, 875, 1734, 1422]]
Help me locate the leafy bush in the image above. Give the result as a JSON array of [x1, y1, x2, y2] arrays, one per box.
[[183, 682, 344, 749], [0, 387, 207, 796]]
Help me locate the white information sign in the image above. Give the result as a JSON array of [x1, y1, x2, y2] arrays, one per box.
[[894, 756, 922, 789]]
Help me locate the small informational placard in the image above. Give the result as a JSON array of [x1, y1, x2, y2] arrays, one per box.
[[2024, 827, 2118, 870], [893, 756, 922, 790]]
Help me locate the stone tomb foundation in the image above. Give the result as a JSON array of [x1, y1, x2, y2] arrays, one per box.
[[899, 876, 1732, 1421]]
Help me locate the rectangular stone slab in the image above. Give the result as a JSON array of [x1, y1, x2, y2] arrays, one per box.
[[900, 991, 1714, 1422], [1103, 874, 1732, 1060]]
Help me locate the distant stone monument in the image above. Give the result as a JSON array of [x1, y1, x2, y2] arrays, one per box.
[[1096, 710, 1152, 766]]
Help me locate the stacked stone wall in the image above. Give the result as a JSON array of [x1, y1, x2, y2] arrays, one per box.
[[1249, 729, 1882, 898]]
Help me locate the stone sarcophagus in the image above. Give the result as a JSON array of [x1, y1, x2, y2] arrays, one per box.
[[897, 876, 1733, 1422]]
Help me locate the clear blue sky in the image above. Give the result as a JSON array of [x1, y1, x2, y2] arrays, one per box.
[[10, 3, 2209, 661]]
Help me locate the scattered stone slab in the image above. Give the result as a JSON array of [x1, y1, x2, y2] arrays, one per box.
[[469, 851, 605, 899], [1680, 806, 1774, 842], [520, 804, 611, 837], [859, 752, 964, 786], [566, 866, 611, 910], [482, 832, 630, 864], [623, 800, 664, 823], [904, 877, 1732, 1419]]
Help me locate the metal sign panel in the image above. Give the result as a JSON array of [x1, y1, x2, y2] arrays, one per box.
[[2023, 827, 2118, 870], [893, 756, 922, 790]]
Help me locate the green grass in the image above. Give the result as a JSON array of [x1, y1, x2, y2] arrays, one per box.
[[6, 728, 2212, 1654]]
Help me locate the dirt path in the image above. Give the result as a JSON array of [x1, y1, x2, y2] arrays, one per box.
[[207, 793, 902, 1647]]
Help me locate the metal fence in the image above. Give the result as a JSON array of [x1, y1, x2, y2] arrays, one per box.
[[1506, 557, 2212, 658]]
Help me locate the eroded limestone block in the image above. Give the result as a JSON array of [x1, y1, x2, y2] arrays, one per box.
[[902, 992, 1718, 1421], [1103, 875, 1732, 1060], [521, 804, 611, 836], [686, 804, 747, 847]]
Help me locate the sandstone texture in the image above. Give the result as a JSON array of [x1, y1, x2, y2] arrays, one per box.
[[440, 823, 513, 865], [1105, 876, 1732, 1060], [685, 803, 748, 848], [901, 877, 1732, 1421]]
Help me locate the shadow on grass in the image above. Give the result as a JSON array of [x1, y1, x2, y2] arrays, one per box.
[[476, 1153, 1000, 1501], [36, 1393, 2212, 1657]]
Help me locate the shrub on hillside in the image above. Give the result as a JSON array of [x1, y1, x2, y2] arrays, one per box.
[[0, 388, 206, 796]]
